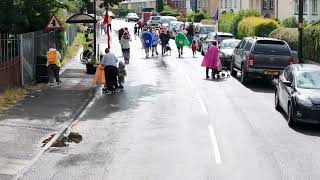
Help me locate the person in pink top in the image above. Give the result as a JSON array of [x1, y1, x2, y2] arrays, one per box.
[[201, 41, 222, 79]]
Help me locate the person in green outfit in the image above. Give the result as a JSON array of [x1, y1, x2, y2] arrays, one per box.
[[175, 28, 190, 58]]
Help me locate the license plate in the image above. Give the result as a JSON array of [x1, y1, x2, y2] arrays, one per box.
[[264, 71, 280, 76]]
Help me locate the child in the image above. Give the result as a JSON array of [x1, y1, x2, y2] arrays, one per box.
[[191, 40, 197, 57], [118, 61, 127, 90], [120, 31, 131, 64]]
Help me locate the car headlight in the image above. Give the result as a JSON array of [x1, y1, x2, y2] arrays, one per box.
[[296, 96, 313, 107]]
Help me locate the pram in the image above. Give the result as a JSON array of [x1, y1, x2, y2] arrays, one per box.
[[211, 58, 230, 79]]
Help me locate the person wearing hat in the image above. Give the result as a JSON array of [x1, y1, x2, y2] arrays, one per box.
[[46, 44, 62, 87], [120, 31, 132, 64]]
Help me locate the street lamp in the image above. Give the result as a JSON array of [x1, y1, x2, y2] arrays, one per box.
[[298, 0, 303, 63]]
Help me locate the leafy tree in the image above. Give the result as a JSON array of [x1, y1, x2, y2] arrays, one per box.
[[0, 0, 89, 33], [156, 0, 164, 12]]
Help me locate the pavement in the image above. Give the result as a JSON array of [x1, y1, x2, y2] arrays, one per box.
[[0, 49, 95, 180], [3, 19, 320, 180]]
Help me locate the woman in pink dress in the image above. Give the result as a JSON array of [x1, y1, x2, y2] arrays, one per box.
[[201, 41, 221, 79]]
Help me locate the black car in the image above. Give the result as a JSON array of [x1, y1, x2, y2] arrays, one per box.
[[275, 64, 320, 127], [231, 37, 293, 85]]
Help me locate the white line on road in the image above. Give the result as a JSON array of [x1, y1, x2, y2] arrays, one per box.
[[208, 125, 222, 164]]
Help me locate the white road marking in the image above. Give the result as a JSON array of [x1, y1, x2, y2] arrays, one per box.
[[183, 73, 208, 114], [208, 125, 222, 164]]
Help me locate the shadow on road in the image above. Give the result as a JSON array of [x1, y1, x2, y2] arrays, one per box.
[[245, 78, 275, 94], [80, 84, 165, 121]]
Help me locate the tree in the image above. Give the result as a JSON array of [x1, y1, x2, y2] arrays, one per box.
[[0, 0, 89, 33], [156, 0, 164, 12]]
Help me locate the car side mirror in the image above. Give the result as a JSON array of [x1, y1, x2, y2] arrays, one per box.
[[282, 80, 292, 87]]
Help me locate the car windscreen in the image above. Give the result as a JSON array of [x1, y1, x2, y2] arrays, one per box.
[[199, 26, 215, 34], [296, 71, 320, 89], [220, 40, 240, 49], [151, 17, 161, 20], [216, 35, 234, 43], [162, 18, 177, 24], [253, 40, 291, 55]]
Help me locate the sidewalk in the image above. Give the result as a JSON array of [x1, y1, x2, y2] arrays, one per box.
[[0, 49, 95, 180]]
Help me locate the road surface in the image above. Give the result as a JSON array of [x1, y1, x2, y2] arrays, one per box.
[[21, 19, 320, 180]]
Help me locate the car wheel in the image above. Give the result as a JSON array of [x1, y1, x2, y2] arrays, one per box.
[[275, 90, 281, 111], [230, 60, 237, 77], [288, 102, 296, 127], [240, 66, 248, 85]]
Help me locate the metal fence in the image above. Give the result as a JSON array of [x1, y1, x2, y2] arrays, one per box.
[[0, 24, 78, 87]]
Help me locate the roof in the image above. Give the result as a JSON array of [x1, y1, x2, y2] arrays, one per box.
[[66, 14, 97, 23]]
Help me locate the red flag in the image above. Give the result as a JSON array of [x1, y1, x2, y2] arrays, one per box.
[[103, 12, 108, 26], [103, 11, 110, 48]]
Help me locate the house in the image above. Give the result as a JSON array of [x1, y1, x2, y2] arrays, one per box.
[[121, 0, 156, 13], [278, 0, 320, 22], [189, 0, 218, 16]]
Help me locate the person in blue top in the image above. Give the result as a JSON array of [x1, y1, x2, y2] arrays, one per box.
[[141, 28, 155, 58]]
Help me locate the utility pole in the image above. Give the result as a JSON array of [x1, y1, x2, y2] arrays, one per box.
[[93, 0, 97, 59], [298, 0, 303, 63]]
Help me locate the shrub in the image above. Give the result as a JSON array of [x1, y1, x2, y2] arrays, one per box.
[[269, 25, 320, 62], [238, 17, 279, 39], [281, 16, 298, 28], [160, 11, 179, 17], [218, 13, 235, 33], [230, 9, 260, 38], [201, 19, 214, 25], [193, 11, 208, 22], [187, 12, 195, 22], [269, 28, 298, 50]]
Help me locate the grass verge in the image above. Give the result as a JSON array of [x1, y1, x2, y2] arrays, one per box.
[[0, 83, 45, 112], [61, 33, 85, 66]]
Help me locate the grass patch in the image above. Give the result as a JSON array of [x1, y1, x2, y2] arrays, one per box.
[[61, 33, 85, 66], [0, 83, 45, 112]]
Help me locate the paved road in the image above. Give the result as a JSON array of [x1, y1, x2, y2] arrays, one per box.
[[21, 19, 320, 180]]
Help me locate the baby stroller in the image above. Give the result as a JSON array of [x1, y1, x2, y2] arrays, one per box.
[[212, 57, 230, 79]]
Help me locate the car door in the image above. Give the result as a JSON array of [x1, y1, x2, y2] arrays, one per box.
[[241, 39, 253, 67], [233, 39, 246, 69], [278, 67, 289, 109], [280, 67, 293, 113]]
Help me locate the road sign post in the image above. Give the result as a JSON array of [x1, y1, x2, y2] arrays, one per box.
[[46, 16, 63, 46], [298, 0, 303, 63]]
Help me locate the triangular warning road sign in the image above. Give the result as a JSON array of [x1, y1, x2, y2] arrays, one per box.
[[46, 16, 63, 30]]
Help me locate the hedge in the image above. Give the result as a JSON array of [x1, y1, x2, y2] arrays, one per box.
[[281, 16, 298, 28], [160, 11, 179, 17], [238, 17, 279, 39], [269, 28, 298, 50], [230, 9, 260, 38], [269, 25, 320, 62], [193, 12, 208, 22], [218, 13, 236, 33]]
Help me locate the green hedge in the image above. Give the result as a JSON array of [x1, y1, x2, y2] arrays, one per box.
[[218, 13, 236, 33], [238, 17, 279, 39], [230, 9, 260, 38], [281, 16, 298, 28], [269, 25, 320, 62], [193, 11, 208, 22], [160, 11, 179, 17], [269, 28, 298, 50]]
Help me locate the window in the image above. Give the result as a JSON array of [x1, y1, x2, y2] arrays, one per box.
[[244, 40, 253, 51], [312, 0, 318, 14], [239, 39, 246, 49], [234, 0, 237, 8], [263, 0, 268, 9], [225, 0, 228, 8], [270, 0, 274, 9], [294, 0, 307, 14], [253, 40, 291, 56]]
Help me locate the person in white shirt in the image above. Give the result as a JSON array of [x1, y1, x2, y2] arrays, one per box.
[[100, 48, 120, 93]]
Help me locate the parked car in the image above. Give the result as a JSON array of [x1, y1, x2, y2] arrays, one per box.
[[194, 24, 215, 51], [219, 39, 241, 68], [160, 16, 177, 28], [275, 64, 320, 127], [200, 32, 235, 55], [147, 16, 161, 27], [126, 13, 139, 22], [230, 37, 294, 85]]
